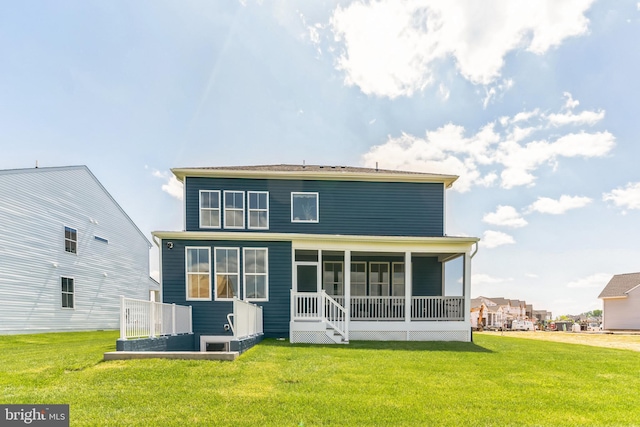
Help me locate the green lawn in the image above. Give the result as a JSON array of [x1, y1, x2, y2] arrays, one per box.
[[2, 331, 639, 426]]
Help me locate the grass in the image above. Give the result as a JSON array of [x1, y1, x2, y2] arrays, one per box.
[[2, 331, 640, 426]]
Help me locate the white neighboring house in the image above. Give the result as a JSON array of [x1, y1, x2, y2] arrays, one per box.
[[598, 272, 640, 331], [0, 165, 158, 334]]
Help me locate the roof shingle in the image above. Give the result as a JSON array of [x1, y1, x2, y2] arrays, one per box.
[[598, 272, 640, 298]]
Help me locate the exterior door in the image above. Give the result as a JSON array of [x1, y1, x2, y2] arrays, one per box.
[[296, 264, 318, 293]]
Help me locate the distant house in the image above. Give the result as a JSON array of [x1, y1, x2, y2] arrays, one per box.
[[0, 165, 157, 334], [154, 164, 479, 345], [598, 272, 640, 330]]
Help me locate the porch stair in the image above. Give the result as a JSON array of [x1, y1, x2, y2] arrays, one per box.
[[291, 290, 349, 344], [325, 324, 349, 344]]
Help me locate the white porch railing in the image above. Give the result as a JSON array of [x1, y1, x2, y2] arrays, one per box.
[[226, 298, 263, 339], [293, 295, 464, 322], [291, 291, 348, 340], [119, 296, 193, 340]]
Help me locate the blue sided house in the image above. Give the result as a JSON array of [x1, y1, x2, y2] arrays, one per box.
[[153, 164, 479, 346]]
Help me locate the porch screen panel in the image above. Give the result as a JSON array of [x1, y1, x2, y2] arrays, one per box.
[[350, 262, 367, 296], [215, 248, 239, 300], [369, 262, 389, 296], [392, 262, 405, 296], [323, 262, 343, 296]]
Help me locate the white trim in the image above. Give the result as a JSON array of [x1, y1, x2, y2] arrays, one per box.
[[214, 247, 240, 301], [185, 246, 212, 301], [223, 191, 245, 229], [291, 192, 319, 223], [199, 190, 221, 229], [322, 260, 344, 296], [247, 191, 269, 230], [624, 283, 640, 295], [61, 275, 75, 310], [171, 168, 458, 188], [243, 247, 268, 302]]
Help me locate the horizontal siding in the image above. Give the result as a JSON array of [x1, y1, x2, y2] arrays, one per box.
[[185, 177, 444, 236], [603, 292, 640, 330], [161, 239, 291, 338], [0, 167, 151, 334]]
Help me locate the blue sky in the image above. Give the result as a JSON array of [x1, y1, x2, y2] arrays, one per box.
[[2, 0, 639, 316]]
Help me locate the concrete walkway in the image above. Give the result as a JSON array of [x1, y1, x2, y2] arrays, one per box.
[[104, 351, 239, 361]]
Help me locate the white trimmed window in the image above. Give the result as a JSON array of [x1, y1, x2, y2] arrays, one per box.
[[61, 276, 74, 309], [248, 191, 269, 229], [351, 262, 367, 296], [64, 226, 77, 254], [392, 262, 405, 297], [200, 190, 221, 228], [215, 248, 239, 300], [323, 262, 343, 296], [186, 247, 211, 301], [291, 192, 319, 223], [224, 191, 245, 229], [369, 262, 389, 296], [243, 248, 268, 301]]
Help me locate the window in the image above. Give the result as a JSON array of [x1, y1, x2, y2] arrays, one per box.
[[392, 262, 405, 296], [291, 192, 318, 223], [200, 190, 221, 228], [224, 191, 245, 229], [369, 262, 389, 296], [323, 262, 343, 296], [61, 277, 74, 309], [244, 248, 268, 301], [186, 247, 211, 300], [248, 191, 269, 229], [351, 262, 367, 296], [215, 248, 239, 300], [64, 226, 77, 254]]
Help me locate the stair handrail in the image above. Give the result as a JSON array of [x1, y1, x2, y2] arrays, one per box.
[[321, 290, 348, 341]]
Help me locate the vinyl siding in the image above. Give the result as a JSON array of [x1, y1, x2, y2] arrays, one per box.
[[0, 167, 151, 334], [161, 239, 292, 338], [603, 289, 640, 330], [185, 177, 444, 236]]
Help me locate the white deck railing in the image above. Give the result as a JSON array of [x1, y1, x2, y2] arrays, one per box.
[[227, 298, 263, 339], [119, 296, 193, 340], [293, 294, 464, 322], [291, 291, 348, 339]]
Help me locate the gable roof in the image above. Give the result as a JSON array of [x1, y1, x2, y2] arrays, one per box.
[[0, 165, 151, 247], [171, 164, 458, 187], [598, 272, 640, 298]]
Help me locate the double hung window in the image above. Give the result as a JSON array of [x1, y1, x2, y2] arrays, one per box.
[[61, 277, 74, 308], [200, 190, 221, 228], [186, 247, 211, 300], [215, 248, 239, 300], [64, 226, 77, 254], [243, 248, 268, 300], [369, 263, 390, 296], [248, 191, 269, 229], [224, 191, 245, 229]]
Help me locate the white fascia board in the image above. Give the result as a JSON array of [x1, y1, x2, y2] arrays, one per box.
[[171, 168, 458, 188], [152, 231, 479, 253], [600, 296, 628, 300], [624, 283, 640, 295]]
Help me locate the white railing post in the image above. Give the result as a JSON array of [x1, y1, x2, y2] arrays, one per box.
[[172, 303, 177, 336], [405, 252, 412, 333], [149, 300, 156, 338], [189, 305, 193, 334], [320, 291, 326, 321], [119, 295, 126, 340]]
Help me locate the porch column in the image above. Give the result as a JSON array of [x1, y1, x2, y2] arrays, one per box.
[[463, 252, 471, 325], [404, 251, 412, 331], [344, 250, 351, 338]]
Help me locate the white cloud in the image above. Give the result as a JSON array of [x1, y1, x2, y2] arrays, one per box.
[[526, 195, 592, 214], [483, 205, 528, 228], [162, 176, 184, 200], [472, 273, 513, 285], [481, 230, 515, 248], [361, 95, 614, 191], [562, 91, 580, 110], [546, 110, 605, 126], [330, 0, 594, 98], [567, 273, 611, 288], [603, 182, 640, 211], [438, 83, 450, 101]]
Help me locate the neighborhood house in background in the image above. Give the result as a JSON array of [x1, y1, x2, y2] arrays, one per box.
[[153, 164, 479, 348], [599, 272, 640, 330], [0, 165, 158, 334]]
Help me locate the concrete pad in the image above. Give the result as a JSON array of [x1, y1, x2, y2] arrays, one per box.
[[104, 351, 239, 361]]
